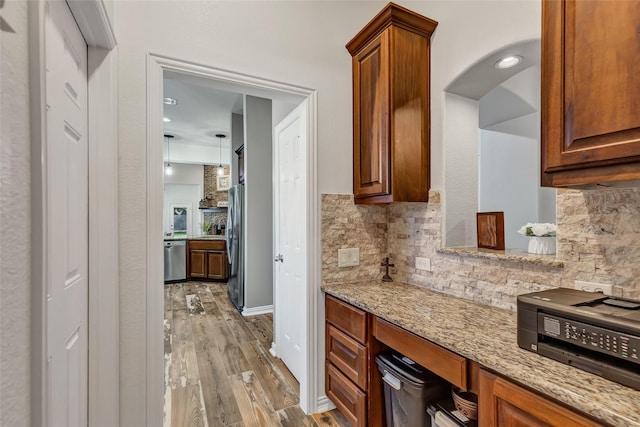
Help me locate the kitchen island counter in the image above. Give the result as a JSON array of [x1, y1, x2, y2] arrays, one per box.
[[322, 281, 640, 427]]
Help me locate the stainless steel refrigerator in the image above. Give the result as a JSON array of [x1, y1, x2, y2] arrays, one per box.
[[226, 184, 244, 311]]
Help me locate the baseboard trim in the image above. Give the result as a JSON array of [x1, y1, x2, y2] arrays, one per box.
[[269, 342, 277, 357], [242, 304, 274, 316], [316, 395, 335, 413]]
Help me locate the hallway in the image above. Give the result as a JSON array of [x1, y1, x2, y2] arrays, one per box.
[[164, 281, 349, 426]]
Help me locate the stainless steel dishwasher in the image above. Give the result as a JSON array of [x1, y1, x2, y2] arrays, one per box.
[[164, 240, 186, 283]]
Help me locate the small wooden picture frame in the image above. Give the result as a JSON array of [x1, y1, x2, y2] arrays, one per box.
[[476, 212, 505, 250], [217, 175, 231, 192]]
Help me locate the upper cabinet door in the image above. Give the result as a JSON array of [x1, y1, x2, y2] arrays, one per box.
[[353, 31, 390, 200], [347, 3, 437, 204], [542, 0, 640, 187]]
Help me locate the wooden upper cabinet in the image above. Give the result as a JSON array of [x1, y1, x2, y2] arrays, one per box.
[[542, 0, 640, 186], [347, 3, 437, 204]]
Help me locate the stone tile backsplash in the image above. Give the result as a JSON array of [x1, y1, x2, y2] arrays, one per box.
[[321, 194, 387, 284], [557, 188, 640, 300], [321, 187, 640, 310]]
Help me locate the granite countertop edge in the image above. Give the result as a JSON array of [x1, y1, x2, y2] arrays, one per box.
[[437, 246, 564, 268], [321, 281, 639, 427]]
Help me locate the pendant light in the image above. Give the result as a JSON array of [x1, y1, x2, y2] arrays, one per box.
[[216, 133, 225, 176], [165, 134, 174, 176]]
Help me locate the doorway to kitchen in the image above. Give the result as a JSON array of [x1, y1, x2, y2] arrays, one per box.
[[147, 54, 320, 425]]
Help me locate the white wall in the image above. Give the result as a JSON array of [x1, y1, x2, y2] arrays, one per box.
[[114, 1, 542, 422], [443, 93, 479, 247], [244, 95, 273, 309], [479, 130, 538, 249], [448, 63, 551, 248], [0, 2, 31, 426], [163, 162, 203, 187], [163, 163, 203, 235], [163, 139, 230, 166], [476, 64, 555, 250]]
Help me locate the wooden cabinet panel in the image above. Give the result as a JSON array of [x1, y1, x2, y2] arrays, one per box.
[[325, 295, 367, 344], [326, 324, 368, 390], [479, 369, 602, 427], [542, 0, 640, 186], [353, 31, 390, 199], [189, 250, 207, 278], [206, 251, 228, 280], [326, 363, 367, 427], [347, 3, 437, 204], [373, 317, 467, 390]]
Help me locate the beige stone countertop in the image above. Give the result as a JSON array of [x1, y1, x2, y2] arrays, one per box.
[[163, 235, 226, 241], [438, 246, 564, 268], [321, 281, 640, 427]]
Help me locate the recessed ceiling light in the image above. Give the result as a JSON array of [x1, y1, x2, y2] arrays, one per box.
[[495, 55, 523, 69], [163, 97, 178, 105], [163, 117, 171, 123]]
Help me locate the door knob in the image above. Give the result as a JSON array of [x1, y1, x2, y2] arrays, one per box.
[[274, 254, 283, 262]]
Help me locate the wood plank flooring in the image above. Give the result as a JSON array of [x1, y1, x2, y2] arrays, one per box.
[[164, 281, 351, 427]]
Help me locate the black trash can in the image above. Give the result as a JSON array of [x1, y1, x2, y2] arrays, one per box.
[[376, 350, 449, 427]]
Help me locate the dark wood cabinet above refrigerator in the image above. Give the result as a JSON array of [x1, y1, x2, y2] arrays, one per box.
[[235, 144, 245, 184]]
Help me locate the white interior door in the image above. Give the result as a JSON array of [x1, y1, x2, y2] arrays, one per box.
[[274, 102, 307, 382], [45, 1, 89, 425]]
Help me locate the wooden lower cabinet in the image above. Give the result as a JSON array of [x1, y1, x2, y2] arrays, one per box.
[[206, 251, 227, 280], [326, 363, 367, 427], [478, 369, 602, 427], [187, 240, 228, 281], [189, 249, 207, 278], [325, 295, 385, 427]]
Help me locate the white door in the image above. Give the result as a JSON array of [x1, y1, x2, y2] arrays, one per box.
[[45, 1, 89, 426], [274, 102, 307, 382]]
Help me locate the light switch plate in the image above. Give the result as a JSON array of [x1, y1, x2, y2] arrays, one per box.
[[338, 248, 359, 267], [575, 280, 613, 296], [416, 257, 431, 271]]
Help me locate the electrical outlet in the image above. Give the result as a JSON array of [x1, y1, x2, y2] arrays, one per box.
[[416, 257, 431, 271], [338, 248, 359, 267], [575, 280, 613, 296]]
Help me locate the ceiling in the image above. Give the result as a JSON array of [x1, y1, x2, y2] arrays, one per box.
[[446, 39, 541, 100], [162, 76, 243, 148], [162, 71, 304, 155]]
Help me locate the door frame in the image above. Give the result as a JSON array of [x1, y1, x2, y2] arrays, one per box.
[[29, 1, 118, 426], [145, 54, 320, 419]]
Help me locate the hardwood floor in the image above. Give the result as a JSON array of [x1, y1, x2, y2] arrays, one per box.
[[164, 281, 351, 427]]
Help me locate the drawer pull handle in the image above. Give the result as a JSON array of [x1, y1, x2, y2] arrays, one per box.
[[382, 370, 401, 391]]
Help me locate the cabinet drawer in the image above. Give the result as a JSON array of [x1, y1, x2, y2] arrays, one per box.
[[373, 317, 467, 390], [326, 363, 366, 427], [326, 295, 367, 344], [188, 240, 226, 251], [326, 324, 367, 390]]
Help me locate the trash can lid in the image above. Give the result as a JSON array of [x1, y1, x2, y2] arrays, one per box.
[[375, 350, 442, 385]]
